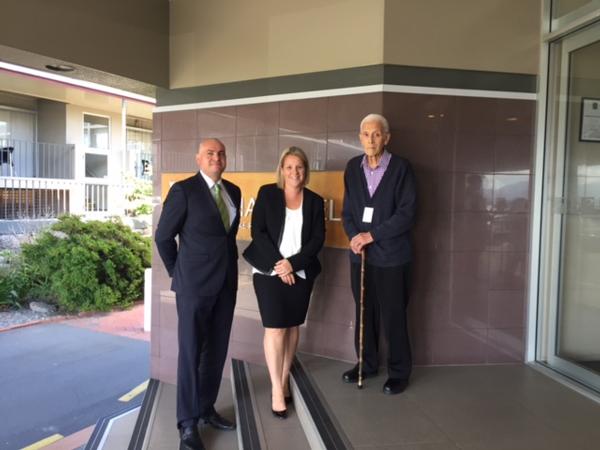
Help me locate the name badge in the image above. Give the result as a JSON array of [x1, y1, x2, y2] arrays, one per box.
[[362, 207, 374, 223]]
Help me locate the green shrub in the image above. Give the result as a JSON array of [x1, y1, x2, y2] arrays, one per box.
[[0, 269, 23, 310], [0, 252, 29, 310], [133, 203, 153, 216], [20, 215, 151, 313]]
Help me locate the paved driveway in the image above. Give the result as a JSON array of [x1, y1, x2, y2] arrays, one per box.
[[0, 322, 150, 449]]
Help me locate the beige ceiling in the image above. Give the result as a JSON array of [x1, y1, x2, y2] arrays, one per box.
[[0, 67, 153, 120], [0, 44, 156, 97]]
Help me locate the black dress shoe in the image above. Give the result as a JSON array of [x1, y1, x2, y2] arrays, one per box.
[[383, 378, 408, 395], [201, 411, 236, 430], [342, 365, 377, 383], [180, 425, 205, 450], [272, 408, 288, 419]]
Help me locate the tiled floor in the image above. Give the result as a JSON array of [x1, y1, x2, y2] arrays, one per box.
[[298, 354, 600, 450], [134, 356, 600, 450]]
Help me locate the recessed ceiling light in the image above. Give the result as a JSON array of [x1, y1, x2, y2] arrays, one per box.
[[45, 64, 76, 72]]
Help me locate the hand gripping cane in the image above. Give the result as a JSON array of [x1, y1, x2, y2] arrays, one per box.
[[358, 248, 366, 389]]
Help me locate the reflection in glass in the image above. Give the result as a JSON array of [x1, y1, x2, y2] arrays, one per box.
[[556, 38, 600, 377], [552, 0, 595, 19], [494, 175, 530, 212], [84, 114, 109, 150], [85, 153, 108, 178]]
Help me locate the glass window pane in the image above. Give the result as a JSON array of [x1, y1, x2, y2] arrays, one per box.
[[84, 114, 109, 150], [551, 0, 600, 30], [85, 153, 108, 178], [537, 24, 600, 391], [556, 39, 600, 375], [553, 0, 593, 18], [126, 126, 153, 179], [0, 109, 35, 142], [126, 128, 152, 153], [0, 110, 10, 140]]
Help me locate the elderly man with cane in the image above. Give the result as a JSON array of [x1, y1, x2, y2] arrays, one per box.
[[341, 113, 417, 394]]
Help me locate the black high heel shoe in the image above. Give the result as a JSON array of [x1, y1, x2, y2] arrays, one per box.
[[271, 408, 288, 419], [284, 381, 293, 405], [271, 395, 288, 419]]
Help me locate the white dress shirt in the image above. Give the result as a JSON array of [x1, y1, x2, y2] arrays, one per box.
[[252, 204, 306, 279]]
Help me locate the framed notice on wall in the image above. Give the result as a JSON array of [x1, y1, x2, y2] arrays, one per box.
[[580, 98, 600, 142]]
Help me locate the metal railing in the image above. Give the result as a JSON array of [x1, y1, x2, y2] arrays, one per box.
[[85, 183, 108, 212], [0, 178, 71, 219], [0, 177, 133, 219], [0, 139, 75, 179]]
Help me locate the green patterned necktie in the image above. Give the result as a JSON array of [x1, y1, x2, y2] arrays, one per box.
[[212, 183, 230, 231]]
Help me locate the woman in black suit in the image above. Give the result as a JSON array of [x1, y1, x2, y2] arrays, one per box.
[[243, 146, 325, 419]]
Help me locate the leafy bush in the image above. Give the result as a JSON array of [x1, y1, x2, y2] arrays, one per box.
[[0, 253, 29, 310], [20, 215, 151, 312], [126, 179, 152, 201], [125, 179, 154, 218], [133, 203, 153, 216]]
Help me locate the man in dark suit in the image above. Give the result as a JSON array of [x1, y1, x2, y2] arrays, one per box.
[[155, 138, 241, 450], [341, 114, 416, 395]]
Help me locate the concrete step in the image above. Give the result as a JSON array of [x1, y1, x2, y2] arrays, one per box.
[[86, 377, 238, 450], [290, 356, 352, 450], [87, 355, 349, 449], [231, 358, 312, 450], [84, 404, 141, 450]]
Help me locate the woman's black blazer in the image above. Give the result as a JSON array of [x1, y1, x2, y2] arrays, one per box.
[[242, 183, 325, 281]]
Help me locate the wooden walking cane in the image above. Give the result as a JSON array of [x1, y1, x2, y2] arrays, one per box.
[[358, 248, 366, 389]]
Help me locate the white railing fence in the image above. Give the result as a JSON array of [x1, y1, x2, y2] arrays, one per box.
[[0, 177, 133, 220]]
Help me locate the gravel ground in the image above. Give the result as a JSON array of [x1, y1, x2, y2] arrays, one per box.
[[0, 309, 59, 330]]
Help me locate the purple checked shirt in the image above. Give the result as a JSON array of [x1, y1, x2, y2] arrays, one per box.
[[361, 150, 391, 197]]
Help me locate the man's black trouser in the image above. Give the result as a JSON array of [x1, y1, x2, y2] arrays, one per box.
[[350, 261, 411, 379], [175, 272, 236, 427]]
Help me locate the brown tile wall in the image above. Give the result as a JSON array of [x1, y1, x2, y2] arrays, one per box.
[[151, 92, 534, 381]]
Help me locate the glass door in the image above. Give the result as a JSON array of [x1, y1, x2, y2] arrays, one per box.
[[539, 22, 600, 391]]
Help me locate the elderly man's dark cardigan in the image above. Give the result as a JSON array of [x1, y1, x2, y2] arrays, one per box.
[[342, 153, 417, 267]]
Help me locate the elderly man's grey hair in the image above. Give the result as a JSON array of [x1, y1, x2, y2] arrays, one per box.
[[360, 113, 390, 134]]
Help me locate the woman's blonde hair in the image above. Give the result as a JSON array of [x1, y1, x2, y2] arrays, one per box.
[[276, 146, 310, 189]]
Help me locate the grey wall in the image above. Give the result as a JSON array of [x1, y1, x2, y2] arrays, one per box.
[[37, 100, 66, 145]]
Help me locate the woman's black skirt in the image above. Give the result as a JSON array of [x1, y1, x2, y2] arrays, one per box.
[[253, 273, 313, 328]]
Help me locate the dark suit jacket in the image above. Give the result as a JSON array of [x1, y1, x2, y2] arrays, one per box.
[[342, 153, 416, 267], [155, 173, 241, 298], [243, 183, 325, 281]]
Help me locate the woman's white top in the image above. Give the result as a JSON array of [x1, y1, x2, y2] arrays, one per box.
[[252, 205, 306, 279]]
